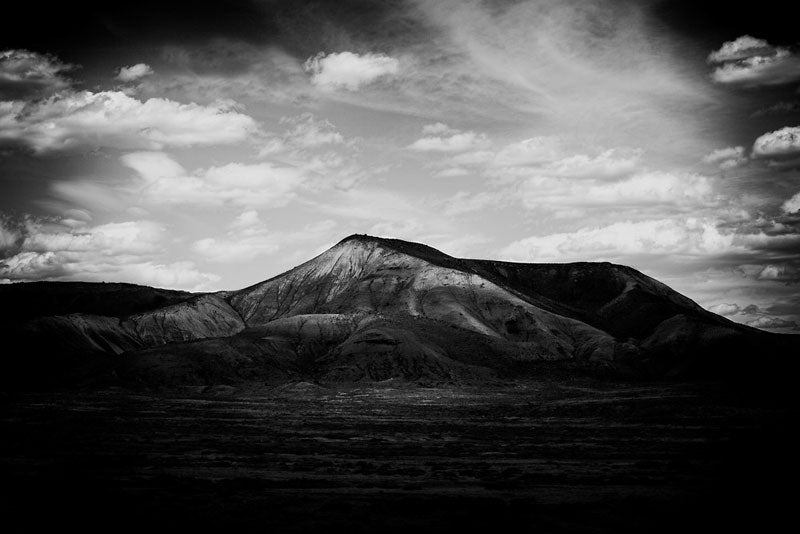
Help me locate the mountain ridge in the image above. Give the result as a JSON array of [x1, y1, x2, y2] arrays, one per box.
[[2, 234, 796, 389]]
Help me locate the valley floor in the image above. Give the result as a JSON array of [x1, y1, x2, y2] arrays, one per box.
[[1, 381, 796, 533]]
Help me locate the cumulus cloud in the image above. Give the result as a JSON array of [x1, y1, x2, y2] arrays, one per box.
[[782, 191, 800, 214], [0, 49, 73, 99], [121, 151, 305, 208], [707, 303, 741, 316], [757, 263, 798, 282], [116, 63, 154, 82], [703, 146, 748, 169], [499, 218, 738, 262], [752, 126, 800, 158], [408, 125, 489, 153], [708, 36, 800, 87], [304, 51, 399, 91], [0, 217, 217, 290], [21, 220, 163, 257], [707, 36, 772, 63], [0, 90, 258, 152]]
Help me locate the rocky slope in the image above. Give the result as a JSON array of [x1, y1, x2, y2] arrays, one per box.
[[2, 234, 796, 388]]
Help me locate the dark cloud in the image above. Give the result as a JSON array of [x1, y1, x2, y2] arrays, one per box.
[[751, 100, 800, 117], [0, 212, 24, 257], [742, 304, 760, 315], [0, 49, 74, 99]]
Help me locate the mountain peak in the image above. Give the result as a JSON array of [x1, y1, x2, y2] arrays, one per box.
[[335, 234, 457, 266]]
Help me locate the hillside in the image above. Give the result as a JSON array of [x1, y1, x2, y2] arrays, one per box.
[[2, 234, 796, 389]]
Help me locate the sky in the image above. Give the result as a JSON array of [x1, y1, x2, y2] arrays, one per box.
[[1, 0, 799, 333]]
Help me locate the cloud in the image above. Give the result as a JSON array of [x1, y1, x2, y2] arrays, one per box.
[[116, 63, 154, 82], [438, 137, 640, 180], [520, 171, 717, 212], [443, 190, 512, 216], [708, 36, 800, 87], [304, 51, 399, 91], [0, 217, 218, 290], [408, 125, 489, 153], [707, 303, 741, 316], [0, 90, 258, 152], [492, 137, 562, 167], [707, 36, 772, 63], [0, 49, 73, 99], [259, 113, 345, 156], [746, 315, 798, 330], [752, 126, 800, 158], [121, 151, 306, 208], [751, 101, 800, 117], [704, 300, 798, 331], [782, 191, 800, 214], [499, 218, 739, 263], [757, 263, 798, 282], [540, 149, 642, 179], [192, 210, 278, 262], [434, 167, 470, 178], [408, 0, 714, 159], [192, 211, 336, 263], [0, 216, 22, 256], [253, 113, 366, 189], [703, 146, 748, 169], [21, 220, 163, 256], [422, 122, 457, 135]]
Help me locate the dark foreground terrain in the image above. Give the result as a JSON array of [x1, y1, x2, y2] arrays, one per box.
[[2, 380, 796, 533]]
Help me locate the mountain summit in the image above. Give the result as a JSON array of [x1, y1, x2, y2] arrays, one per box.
[[2, 235, 796, 388]]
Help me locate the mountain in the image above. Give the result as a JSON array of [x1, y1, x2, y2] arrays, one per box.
[[2, 234, 796, 389]]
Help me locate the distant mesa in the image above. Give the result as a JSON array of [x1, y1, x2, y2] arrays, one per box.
[[2, 234, 797, 390]]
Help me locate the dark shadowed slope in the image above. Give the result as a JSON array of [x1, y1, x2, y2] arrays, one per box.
[[0, 281, 193, 322], [2, 234, 797, 389]]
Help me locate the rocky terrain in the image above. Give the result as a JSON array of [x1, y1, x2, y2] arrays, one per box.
[[2, 234, 797, 389]]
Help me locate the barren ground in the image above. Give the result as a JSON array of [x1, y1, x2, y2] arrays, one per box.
[[1, 381, 795, 533]]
